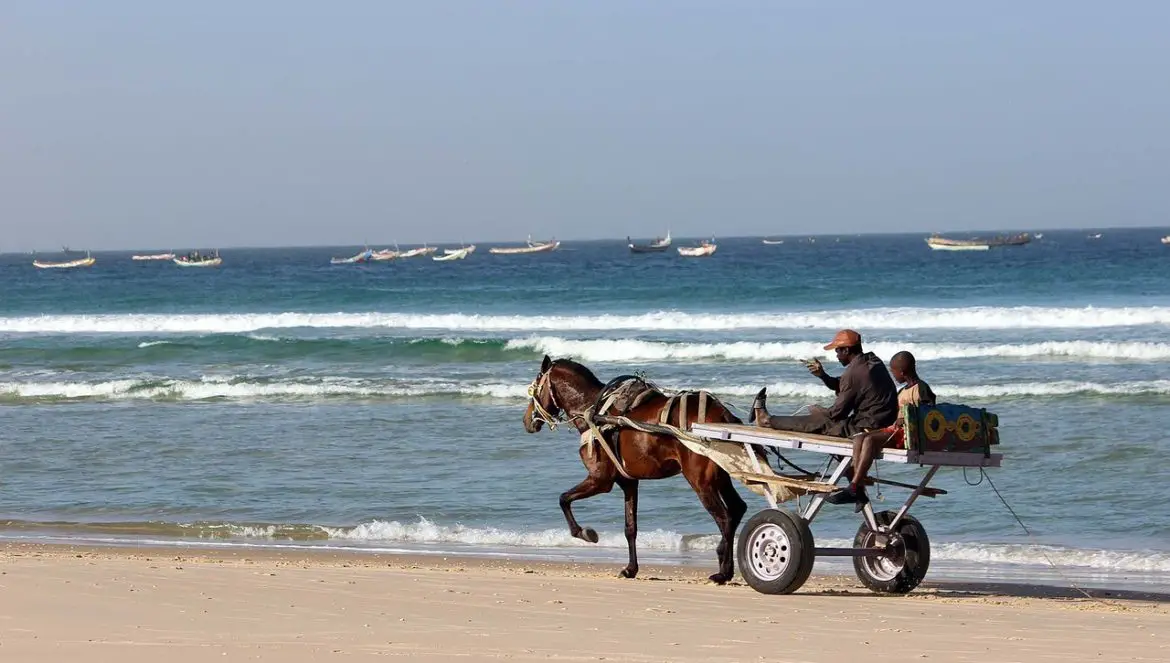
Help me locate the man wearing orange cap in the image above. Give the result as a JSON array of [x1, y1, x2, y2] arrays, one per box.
[[750, 329, 898, 440]]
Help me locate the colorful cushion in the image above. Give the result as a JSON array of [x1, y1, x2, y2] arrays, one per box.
[[902, 403, 999, 454]]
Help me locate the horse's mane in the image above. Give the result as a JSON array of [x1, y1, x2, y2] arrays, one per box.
[[552, 358, 604, 390]]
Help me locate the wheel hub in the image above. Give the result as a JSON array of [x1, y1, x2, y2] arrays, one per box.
[[747, 523, 792, 581], [859, 528, 906, 582]]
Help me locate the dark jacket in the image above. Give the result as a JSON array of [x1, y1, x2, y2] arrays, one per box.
[[818, 352, 899, 437]]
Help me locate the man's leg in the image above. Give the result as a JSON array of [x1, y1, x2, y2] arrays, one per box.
[[762, 412, 832, 435]]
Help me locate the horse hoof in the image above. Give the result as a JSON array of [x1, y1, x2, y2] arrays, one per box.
[[619, 567, 639, 579], [708, 572, 732, 585], [577, 527, 599, 544]]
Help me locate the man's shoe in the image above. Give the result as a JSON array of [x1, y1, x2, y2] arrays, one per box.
[[750, 387, 770, 427], [825, 486, 868, 513]]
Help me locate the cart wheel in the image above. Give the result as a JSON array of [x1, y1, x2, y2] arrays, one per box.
[[852, 510, 930, 594], [736, 509, 815, 595]]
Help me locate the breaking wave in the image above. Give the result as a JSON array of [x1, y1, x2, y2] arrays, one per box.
[[2, 376, 1168, 404], [6, 517, 1170, 575], [3, 305, 1170, 334]]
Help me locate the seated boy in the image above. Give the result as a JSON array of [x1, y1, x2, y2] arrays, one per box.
[[825, 350, 936, 508]]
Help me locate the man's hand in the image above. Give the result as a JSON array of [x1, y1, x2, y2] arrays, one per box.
[[804, 358, 826, 378]]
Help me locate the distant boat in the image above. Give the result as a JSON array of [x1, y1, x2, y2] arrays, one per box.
[[132, 251, 176, 261], [1088, 233, 1102, 239], [678, 238, 717, 257], [926, 232, 1030, 251], [761, 238, 784, 245], [174, 251, 222, 267], [1161, 236, 1170, 245], [1034, 233, 1044, 240], [434, 246, 472, 261], [34, 250, 95, 269], [628, 230, 671, 253], [397, 243, 439, 259], [330, 249, 374, 265], [489, 236, 560, 255], [371, 248, 399, 261]]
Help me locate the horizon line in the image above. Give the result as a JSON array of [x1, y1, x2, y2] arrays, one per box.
[[7, 223, 1170, 254]]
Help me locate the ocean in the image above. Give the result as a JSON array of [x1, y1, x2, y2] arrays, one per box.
[[3, 229, 1170, 591]]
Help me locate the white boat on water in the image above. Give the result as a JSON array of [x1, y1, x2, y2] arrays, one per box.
[[34, 251, 95, 269], [330, 249, 374, 265], [678, 239, 717, 257], [397, 243, 439, 259], [371, 248, 399, 261], [489, 236, 560, 255], [761, 238, 784, 245], [174, 251, 222, 267], [132, 251, 175, 261], [1161, 236, 1170, 245], [434, 246, 472, 261], [926, 238, 990, 251], [444, 244, 476, 255]]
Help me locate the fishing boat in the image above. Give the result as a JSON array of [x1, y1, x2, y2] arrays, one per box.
[[926, 232, 1030, 251], [371, 248, 399, 261], [925, 236, 990, 251], [433, 246, 472, 261], [397, 243, 439, 259], [1161, 236, 1170, 245], [488, 236, 560, 255], [33, 250, 95, 269], [174, 250, 222, 267], [628, 230, 671, 253], [131, 251, 176, 261], [1088, 233, 1102, 240], [330, 249, 374, 265], [443, 243, 476, 255], [678, 238, 717, 257], [761, 238, 784, 245]]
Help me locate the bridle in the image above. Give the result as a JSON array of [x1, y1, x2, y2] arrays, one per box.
[[527, 366, 578, 430]]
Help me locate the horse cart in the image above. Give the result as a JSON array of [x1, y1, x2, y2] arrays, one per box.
[[689, 403, 1003, 595], [523, 357, 1002, 596]]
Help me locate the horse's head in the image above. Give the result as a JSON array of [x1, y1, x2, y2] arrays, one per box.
[[523, 355, 602, 433], [524, 355, 561, 433]]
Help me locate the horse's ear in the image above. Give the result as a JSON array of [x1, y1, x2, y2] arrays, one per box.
[[541, 355, 552, 372]]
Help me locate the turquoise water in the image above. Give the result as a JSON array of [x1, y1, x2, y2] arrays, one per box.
[[3, 230, 1170, 590]]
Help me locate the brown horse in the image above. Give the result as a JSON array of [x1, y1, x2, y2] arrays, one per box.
[[522, 355, 747, 583]]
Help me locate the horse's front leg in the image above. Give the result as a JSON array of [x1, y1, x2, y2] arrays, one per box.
[[559, 473, 613, 543], [617, 477, 639, 578]]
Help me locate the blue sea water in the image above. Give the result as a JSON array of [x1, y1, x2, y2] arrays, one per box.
[[3, 230, 1170, 591]]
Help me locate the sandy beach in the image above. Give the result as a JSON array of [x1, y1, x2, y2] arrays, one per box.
[[2, 543, 1167, 662]]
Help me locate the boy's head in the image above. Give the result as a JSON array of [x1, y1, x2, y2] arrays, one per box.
[[890, 351, 917, 384]]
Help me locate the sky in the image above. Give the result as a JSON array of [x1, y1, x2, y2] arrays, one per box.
[[2, 1, 1169, 251]]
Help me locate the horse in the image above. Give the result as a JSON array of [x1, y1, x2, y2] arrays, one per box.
[[522, 355, 747, 584]]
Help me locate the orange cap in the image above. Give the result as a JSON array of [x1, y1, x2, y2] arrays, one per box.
[[823, 329, 862, 351]]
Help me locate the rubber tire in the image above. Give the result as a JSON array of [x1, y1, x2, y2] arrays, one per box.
[[736, 509, 816, 595], [852, 510, 931, 594]]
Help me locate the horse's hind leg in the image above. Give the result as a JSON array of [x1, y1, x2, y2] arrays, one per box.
[[617, 477, 639, 578], [559, 474, 613, 543], [684, 465, 736, 584]]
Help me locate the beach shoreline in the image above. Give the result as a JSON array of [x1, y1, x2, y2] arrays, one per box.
[[4, 542, 1167, 662]]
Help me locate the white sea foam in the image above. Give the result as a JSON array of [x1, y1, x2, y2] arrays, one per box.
[[2, 377, 1168, 403], [3, 305, 1170, 334], [224, 518, 1170, 574], [508, 337, 1170, 363], [0, 377, 530, 402]]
